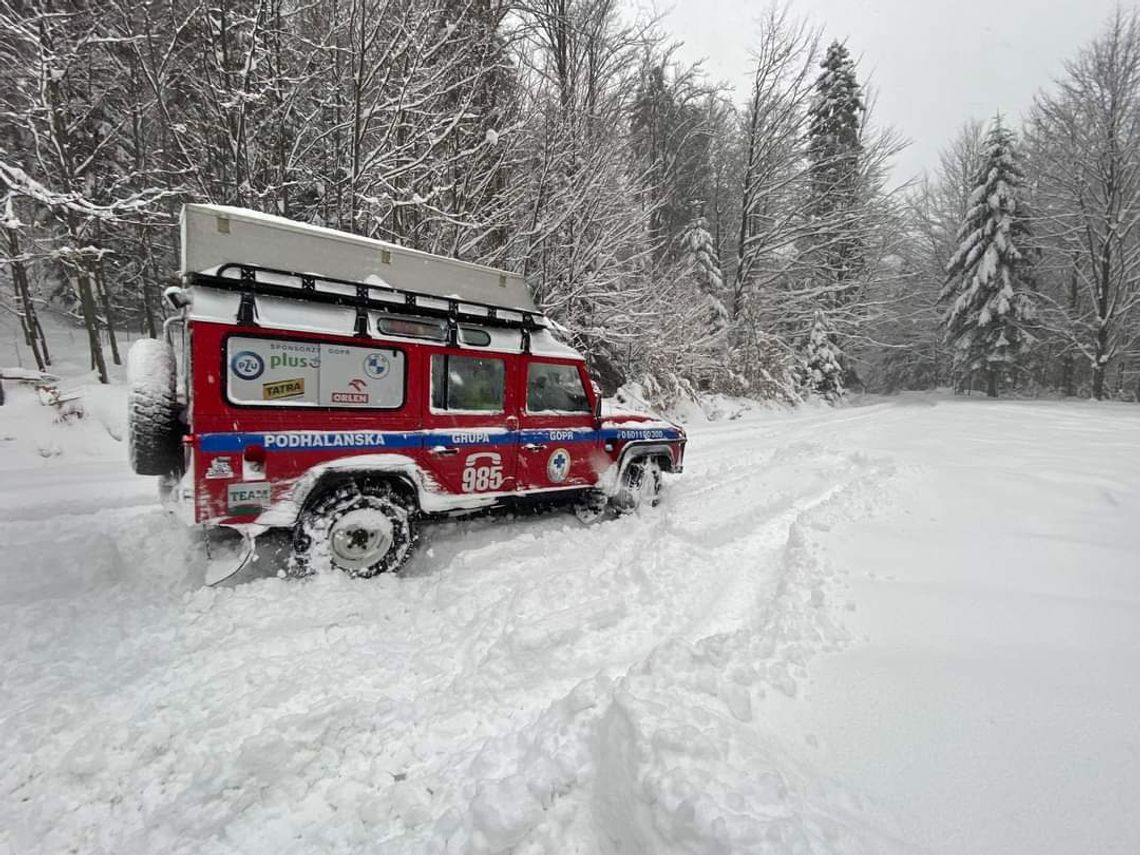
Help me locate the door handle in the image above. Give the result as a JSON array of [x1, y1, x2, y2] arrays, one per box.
[[430, 446, 459, 456], [522, 443, 547, 452]]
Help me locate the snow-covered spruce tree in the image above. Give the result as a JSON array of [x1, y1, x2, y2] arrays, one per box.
[[807, 41, 864, 226], [802, 309, 844, 400], [801, 40, 865, 397], [681, 203, 729, 326], [806, 40, 864, 296], [941, 115, 1034, 397]]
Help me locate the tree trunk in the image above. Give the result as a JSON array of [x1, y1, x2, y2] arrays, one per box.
[[93, 253, 122, 366], [76, 267, 109, 383], [986, 367, 997, 398], [4, 224, 47, 371], [1091, 322, 1109, 400], [34, 314, 51, 365]]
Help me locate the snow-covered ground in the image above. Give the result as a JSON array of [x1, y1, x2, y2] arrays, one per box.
[[2, 328, 1139, 854]]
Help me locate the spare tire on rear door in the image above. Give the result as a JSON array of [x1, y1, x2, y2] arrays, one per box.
[[127, 338, 183, 476]]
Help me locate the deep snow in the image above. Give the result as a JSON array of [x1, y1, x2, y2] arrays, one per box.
[[2, 328, 1139, 854]]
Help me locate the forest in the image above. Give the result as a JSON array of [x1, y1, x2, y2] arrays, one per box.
[[2, 0, 1140, 404]]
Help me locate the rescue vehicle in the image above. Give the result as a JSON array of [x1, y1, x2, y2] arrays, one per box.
[[127, 204, 686, 584]]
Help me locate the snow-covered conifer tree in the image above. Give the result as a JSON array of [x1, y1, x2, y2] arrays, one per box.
[[941, 115, 1033, 397], [681, 202, 728, 326], [802, 309, 845, 401], [800, 40, 866, 395], [807, 41, 864, 224]]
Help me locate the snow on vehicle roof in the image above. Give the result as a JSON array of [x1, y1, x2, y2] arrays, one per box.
[[181, 203, 538, 314]]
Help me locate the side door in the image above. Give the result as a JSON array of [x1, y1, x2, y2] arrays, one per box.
[[516, 358, 601, 492], [421, 349, 519, 498]]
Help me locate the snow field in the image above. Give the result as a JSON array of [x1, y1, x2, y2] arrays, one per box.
[[0, 348, 905, 853], [790, 398, 1140, 855], [6, 322, 1138, 854]]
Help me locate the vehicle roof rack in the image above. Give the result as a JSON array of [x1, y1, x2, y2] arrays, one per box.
[[186, 264, 547, 341]]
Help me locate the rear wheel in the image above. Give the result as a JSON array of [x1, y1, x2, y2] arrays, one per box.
[[292, 480, 418, 577], [127, 338, 182, 476], [613, 457, 663, 513]]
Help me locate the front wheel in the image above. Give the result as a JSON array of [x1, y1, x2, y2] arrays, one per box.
[[292, 481, 418, 577], [613, 457, 663, 514]]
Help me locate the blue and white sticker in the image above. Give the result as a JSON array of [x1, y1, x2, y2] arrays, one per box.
[[363, 352, 391, 379], [230, 350, 265, 380], [547, 447, 571, 483]]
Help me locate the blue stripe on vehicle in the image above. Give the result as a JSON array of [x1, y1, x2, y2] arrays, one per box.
[[197, 426, 683, 454], [599, 427, 683, 442], [518, 429, 597, 444], [199, 431, 422, 453]]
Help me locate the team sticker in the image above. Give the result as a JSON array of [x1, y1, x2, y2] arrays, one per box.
[[227, 482, 271, 515]]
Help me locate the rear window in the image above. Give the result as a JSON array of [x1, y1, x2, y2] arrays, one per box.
[[526, 362, 590, 413], [431, 354, 505, 412], [226, 335, 404, 409], [377, 316, 446, 341]]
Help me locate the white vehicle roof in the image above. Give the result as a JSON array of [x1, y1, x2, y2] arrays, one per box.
[[181, 203, 538, 314]]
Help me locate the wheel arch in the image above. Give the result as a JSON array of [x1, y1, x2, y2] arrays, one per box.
[[615, 440, 678, 478], [292, 465, 422, 521]]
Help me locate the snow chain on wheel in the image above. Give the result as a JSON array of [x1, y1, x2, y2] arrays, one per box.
[[127, 338, 183, 477], [292, 480, 419, 578], [614, 457, 663, 513]]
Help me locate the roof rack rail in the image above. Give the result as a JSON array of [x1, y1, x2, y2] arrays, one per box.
[[185, 263, 546, 338]]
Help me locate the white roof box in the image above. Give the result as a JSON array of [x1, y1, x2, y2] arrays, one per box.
[[180, 203, 537, 314]]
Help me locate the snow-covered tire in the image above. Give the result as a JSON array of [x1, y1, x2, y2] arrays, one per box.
[[127, 338, 182, 477], [613, 457, 663, 513], [573, 490, 609, 524], [292, 480, 418, 578]]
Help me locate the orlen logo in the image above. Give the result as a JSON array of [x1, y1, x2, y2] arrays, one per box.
[[331, 379, 369, 404]]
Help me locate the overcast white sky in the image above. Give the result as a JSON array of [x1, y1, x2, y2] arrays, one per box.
[[654, 0, 1123, 183]]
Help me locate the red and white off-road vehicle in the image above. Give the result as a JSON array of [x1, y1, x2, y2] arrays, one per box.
[[128, 204, 686, 584]]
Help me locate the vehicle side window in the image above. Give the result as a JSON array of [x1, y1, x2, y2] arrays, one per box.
[[527, 362, 590, 413], [431, 354, 505, 412]]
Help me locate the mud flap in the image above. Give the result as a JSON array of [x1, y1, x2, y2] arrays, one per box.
[[203, 525, 258, 587], [202, 525, 294, 587]]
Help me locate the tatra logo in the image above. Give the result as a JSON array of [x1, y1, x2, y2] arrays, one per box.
[[547, 447, 571, 483], [263, 378, 305, 400]]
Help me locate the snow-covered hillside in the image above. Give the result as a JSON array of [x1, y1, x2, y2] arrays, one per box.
[[2, 336, 1139, 854]]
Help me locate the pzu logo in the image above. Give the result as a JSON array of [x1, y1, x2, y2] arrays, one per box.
[[230, 350, 265, 380]]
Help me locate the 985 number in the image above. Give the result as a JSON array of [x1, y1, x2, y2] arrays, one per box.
[[461, 453, 504, 492]]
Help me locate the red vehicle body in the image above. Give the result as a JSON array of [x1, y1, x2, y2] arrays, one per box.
[[130, 205, 686, 583]]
